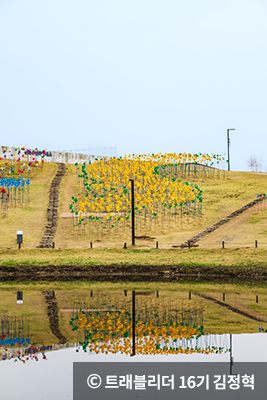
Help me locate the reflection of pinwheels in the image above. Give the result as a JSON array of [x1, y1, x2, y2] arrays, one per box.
[[0, 336, 31, 347], [71, 302, 229, 356], [258, 317, 267, 332], [0, 345, 47, 363], [0, 312, 38, 362]]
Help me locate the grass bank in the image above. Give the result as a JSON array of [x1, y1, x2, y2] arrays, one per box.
[[1, 248, 267, 278]]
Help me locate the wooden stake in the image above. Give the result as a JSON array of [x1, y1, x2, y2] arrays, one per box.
[[129, 179, 135, 245]]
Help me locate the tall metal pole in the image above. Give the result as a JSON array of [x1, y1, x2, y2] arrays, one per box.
[[227, 129, 230, 171], [131, 290, 136, 356], [227, 128, 235, 172], [129, 179, 135, 245]]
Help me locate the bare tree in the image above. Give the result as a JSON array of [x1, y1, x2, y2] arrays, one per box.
[[248, 156, 256, 171], [248, 156, 262, 172]]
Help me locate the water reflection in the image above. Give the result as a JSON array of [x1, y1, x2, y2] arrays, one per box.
[[0, 287, 266, 360], [1, 346, 48, 362], [71, 291, 231, 356], [0, 313, 30, 346], [0, 312, 33, 362]]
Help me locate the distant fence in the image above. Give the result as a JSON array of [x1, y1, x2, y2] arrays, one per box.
[[0, 240, 267, 250]]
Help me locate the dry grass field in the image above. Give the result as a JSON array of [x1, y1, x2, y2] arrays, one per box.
[[1, 162, 267, 251], [198, 202, 267, 248], [56, 168, 267, 249], [0, 163, 57, 249]]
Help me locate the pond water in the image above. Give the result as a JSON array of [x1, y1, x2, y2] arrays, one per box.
[[0, 283, 266, 399], [0, 333, 267, 399]]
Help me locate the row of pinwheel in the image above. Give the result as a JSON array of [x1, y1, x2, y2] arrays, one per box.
[[75, 152, 227, 182], [0, 146, 48, 179], [0, 177, 31, 215], [70, 153, 205, 240]]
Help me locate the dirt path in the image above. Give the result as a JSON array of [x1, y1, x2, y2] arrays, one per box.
[[38, 163, 66, 248], [181, 195, 267, 247]]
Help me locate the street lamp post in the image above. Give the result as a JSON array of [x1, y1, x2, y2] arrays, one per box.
[[227, 129, 235, 171]]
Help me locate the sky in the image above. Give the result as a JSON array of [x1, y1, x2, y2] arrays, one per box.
[[0, 0, 267, 171]]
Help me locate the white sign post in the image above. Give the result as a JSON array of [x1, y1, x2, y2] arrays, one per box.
[[17, 230, 23, 249]]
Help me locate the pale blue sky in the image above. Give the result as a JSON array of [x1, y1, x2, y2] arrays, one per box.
[[1, 0, 267, 170]]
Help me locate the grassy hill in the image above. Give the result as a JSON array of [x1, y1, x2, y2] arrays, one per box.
[[45, 167, 267, 249], [1, 162, 267, 250]]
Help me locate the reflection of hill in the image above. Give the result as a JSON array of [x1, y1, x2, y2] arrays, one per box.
[[1, 285, 266, 348]]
